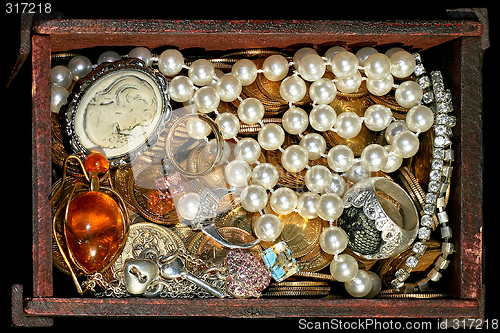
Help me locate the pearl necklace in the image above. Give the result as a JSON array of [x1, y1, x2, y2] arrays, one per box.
[[51, 45, 453, 298]]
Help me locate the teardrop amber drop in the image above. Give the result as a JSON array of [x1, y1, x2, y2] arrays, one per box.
[[65, 191, 125, 274]]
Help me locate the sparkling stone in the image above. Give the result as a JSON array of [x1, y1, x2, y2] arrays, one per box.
[[406, 256, 419, 268], [395, 268, 410, 281], [431, 71, 443, 83], [423, 204, 436, 215], [417, 76, 431, 89], [430, 170, 442, 181], [413, 63, 426, 76], [412, 52, 422, 63], [420, 215, 433, 228], [428, 180, 440, 193], [413, 242, 427, 255], [437, 102, 453, 113], [433, 148, 444, 159], [65, 191, 126, 273], [391, 279, 405, 290], [261, 241, 299, 282], [425, 193, 437, 204], [422, 91, 434, 104], [431, 158, 444, 170], [418, 227, 431, 240]]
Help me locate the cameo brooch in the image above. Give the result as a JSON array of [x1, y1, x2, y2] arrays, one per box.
[[64, 59, 171, 166]]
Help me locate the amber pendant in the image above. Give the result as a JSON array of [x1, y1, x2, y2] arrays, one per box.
[[51, 151, 129, 293], [65, 191, 126, 274]]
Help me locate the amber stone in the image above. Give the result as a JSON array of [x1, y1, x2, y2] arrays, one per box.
[[65, 191, 125, 274], [84, 152, 109, 174]]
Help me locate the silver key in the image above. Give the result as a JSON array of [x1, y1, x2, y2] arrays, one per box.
[[160, 257, 224, 298]]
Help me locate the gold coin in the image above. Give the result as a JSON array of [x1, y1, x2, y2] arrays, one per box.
[[378, 293, 448, 299], [194, 227, 261, 268], [269, 280, 329, 287], [297, 244, 334, 272], [293, 271, 338, 282], [260, 212, 322, 258], [112, 222, 186, 276], [214, 203, 253, 234], [262, 290, 329, 297], [369, 93, 410, 112], [327, 96, 382, 156]]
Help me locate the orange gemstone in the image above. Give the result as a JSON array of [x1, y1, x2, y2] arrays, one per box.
[[65, 191, 125, 274], [84, 152, 109, 174]]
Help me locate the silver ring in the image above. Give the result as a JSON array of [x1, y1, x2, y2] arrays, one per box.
[[338, 177, 418, 260]]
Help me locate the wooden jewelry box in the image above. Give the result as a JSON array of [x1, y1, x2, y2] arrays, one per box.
[[12, 10, 488, 326]]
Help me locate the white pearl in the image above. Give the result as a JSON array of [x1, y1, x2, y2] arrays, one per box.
[[169, 76, 195, 102], [385, 120, 409, 144], [324, 46, 346, 67], [296, 192, 320, 219], [237, 98, 265, 125], [364, 53, 391, 80], [129, 47, 153, 67], [330, 254, 358, 282], [406, 105, 434, 133], [305, 165, 333, 194], [390, 50, 416, 78], [334, 112, 363, 139], [280, 145, 309, 173], [326, 173, 347, 196], [282, 107, 309, 135], [360, 144, 389, 172], [331, 51, 359, 78], [258, 123, 285, 151], [395, 81, 423, 108], [297, 54, 326, 82], [366, 74, 394, 96], [253, 214, 283, 242], [345, 162, 370, 183], [51, 86, 69, 113], [193, 86, 220, 113], [231, 59, 258, 86], [315, 193, 344, 221], [202, 139, 231, 165], [393, 130, 420, 158], [158, 49, 184, 76], [309, 104, 337, 132], [177, 192, 201, 220], [97, 51, 121, 64], [216, 74, 242, 102], [279, 75, 307, 103], [334, 71, 362, 93], [355, 47, 378, 67], [68, 55, 92, 81], [51, 65, 73, 89], [270, 187, 298, 215], [188, 59, 215, 86], [381, 145, 403, 173], [385, 47, 405, 58], [299, 133, 326, 160], [225, 159, 251, 187], [363, 104, 392, 131], [186, 117, 211, 139], [234, 137, 261, 164], [364, 271, 382, 298], [293, 47, 317, 68], [319, 226, 348, 255], [262, 55, 289, 81], [240, 184, 268, 212], [215, 112, 240, 139], [309, 78, 337, 104], [327, 145, 355, 173], [251, 163, 279, 190], [345, 270, 373, 298]]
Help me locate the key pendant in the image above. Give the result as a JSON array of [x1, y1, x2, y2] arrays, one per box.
[[160, 256, 225, 298]]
